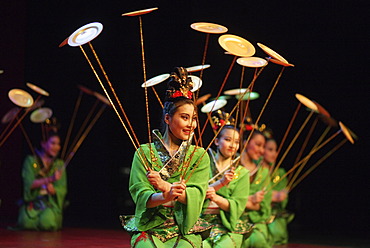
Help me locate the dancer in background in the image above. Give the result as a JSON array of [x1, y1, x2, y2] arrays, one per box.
[[122, 67, 210, 248], [17, 131, 67, 231], [240, 130, 272, 248], [202, 117, 250, 248], [263, 138, 294, 246]]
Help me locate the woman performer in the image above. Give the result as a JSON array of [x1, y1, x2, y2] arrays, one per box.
[[202, 120, 250, 248], [239, 130, 272, 248], [123, 67, 210, 248], [17, 131, 67, 231], [263, 138, 294, 246]]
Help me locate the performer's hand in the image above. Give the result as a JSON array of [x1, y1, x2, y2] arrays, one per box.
[[220, 167, 235, 186], [52, 170, 62, 182], [273, 189, 288, 202], [252, 190, 265, 204], [206, 186, 216, 200], [146, 171, 171, 192], [46, 183, 56, 195], [164, 181, 186, 201]]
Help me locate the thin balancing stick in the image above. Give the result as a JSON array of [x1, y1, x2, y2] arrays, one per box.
[[199, 56, 237, 140], [208, 156, 240, 183], [78, 45, 149, 171], [65, 99, 99, 159], [268, 129, 341, 192], [286, 116, 318, 181], [199, 33, 210, 81], [62, 90, 83, 159], [19, 121, 35, 156], [289, 139, 347, 191], [0, 108, 22, 141], [277, 103, 301, 155], [287, 125, 331, 189], [0, 96, 41, 147], [271, 110, 314, 178], [87, 43, 141, 148], [63, 104, 106, 169], [138, 16, 153, 148], [253, 67, 285, 132]]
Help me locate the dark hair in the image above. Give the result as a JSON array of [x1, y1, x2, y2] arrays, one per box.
[[217, 125, 240, 139], [243, 129, 266, 143], [160, 97, 197, 134]]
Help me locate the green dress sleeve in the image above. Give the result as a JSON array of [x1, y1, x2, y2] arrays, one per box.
[[129, 145, 162, 231], [129, 145, 210, 235], [218, 166, 250, 231], [175, 146, 210, 234], [22, 155, 40, 202], [52, 159, 68, 210], [248, 166, 272, 223]]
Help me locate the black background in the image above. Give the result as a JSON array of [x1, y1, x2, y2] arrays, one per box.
[[1, 0, 369, 243]]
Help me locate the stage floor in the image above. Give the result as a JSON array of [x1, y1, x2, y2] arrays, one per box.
[[0, 227, 367, 248]]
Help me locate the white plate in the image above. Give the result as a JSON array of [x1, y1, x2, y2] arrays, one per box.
[[141, 73, 170, 88], [26, 82, 49, 96], [186, 64, 211, 73], [68, 22, 103, 47], [190, 22, 228, 34], [219, 34, 255, 57], [295, 94, 318, 111], [339, 121, 354, 144], [237, 57, 268, 68], [224, 88, 248, 95], [257, 43, 289, 64], [30, 107, 53, 123], [122, 7, 158, 16], [201, 99, 227, 113], [94, 92, 111, 106], [8, 89, 34, 108], [235, 91, 260, 101], [1, 107, 20, 124], [189, 75, 202, 92]]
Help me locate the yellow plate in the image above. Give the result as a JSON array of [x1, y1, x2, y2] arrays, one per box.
[[339, 122, 355, 144], [122, 7, 158, 16], [190, 22, 228, 34], [26, 82, 49, 96], [257, 43, 289, 64], [8, 89, 34, 108], [295, 94, 318, 112], [219, 34, 255, 57]]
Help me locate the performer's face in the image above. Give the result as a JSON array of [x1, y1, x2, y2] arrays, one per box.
[[245, 133, 265, 160], [166, 103, 197, 141], [216, 128, 240, 159], [264, 139, 278, 164], [42, 135, 61, 158]]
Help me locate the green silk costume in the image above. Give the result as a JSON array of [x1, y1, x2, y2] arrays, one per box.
[[202, 150, 250, 248], [241, 165, 272, 248], [125, 130, 210, 248], [17, 155, 67, 231], [268, 168, 293, 245]]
